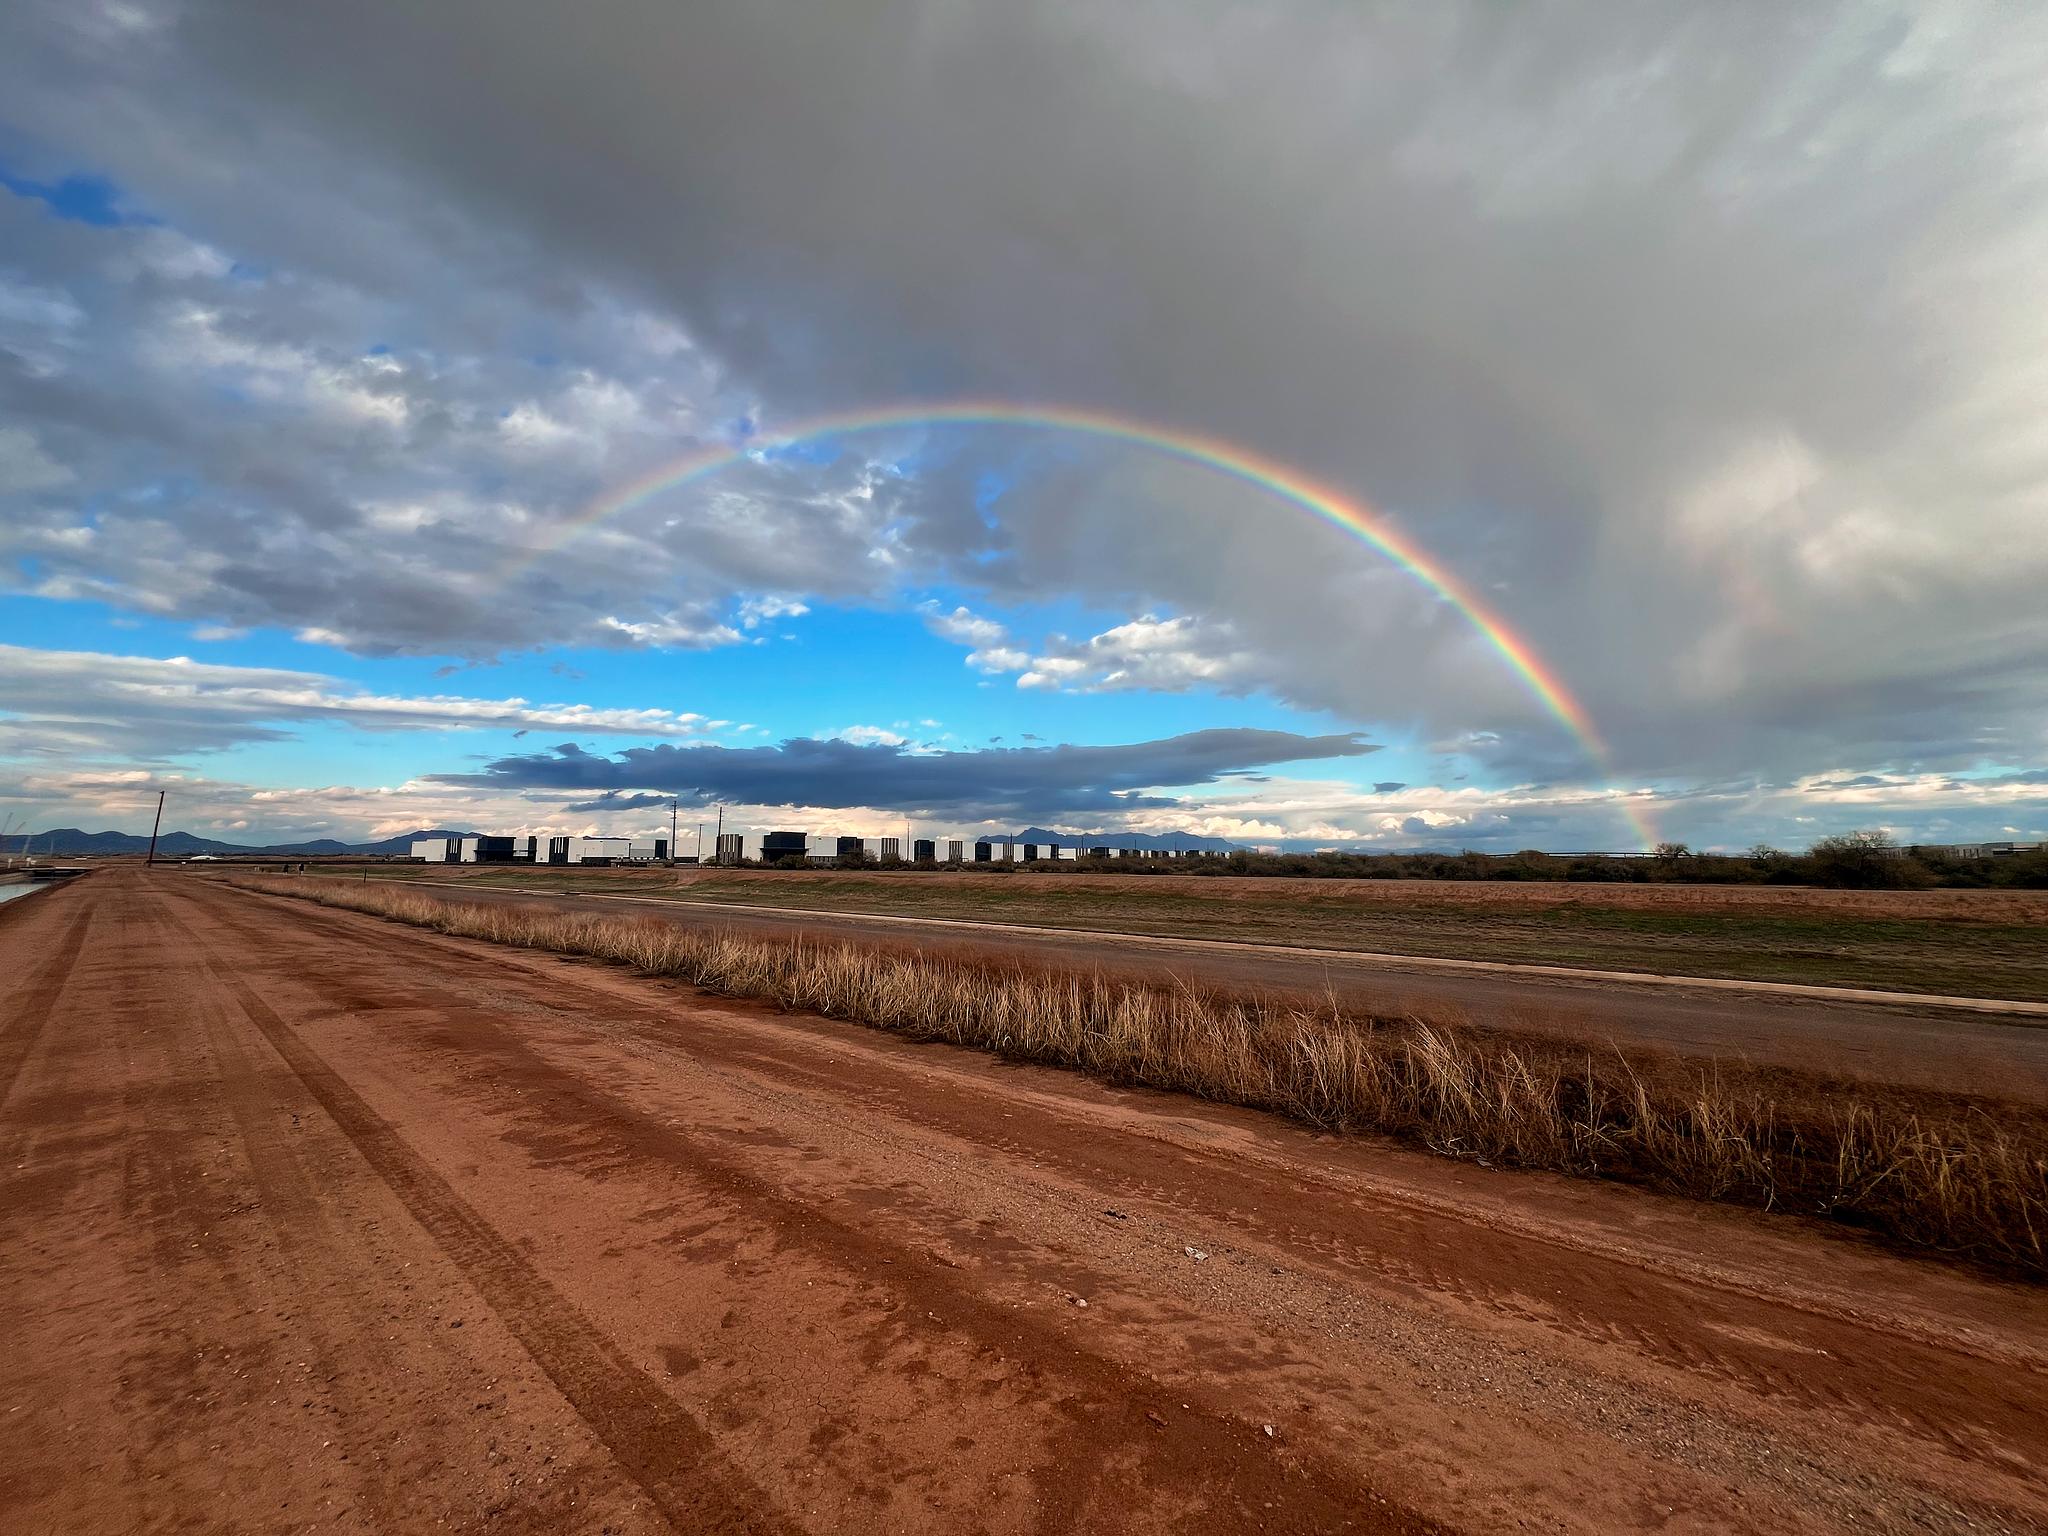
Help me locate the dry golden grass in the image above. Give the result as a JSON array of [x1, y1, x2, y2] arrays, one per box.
[[234, 875, 2048, 1276]]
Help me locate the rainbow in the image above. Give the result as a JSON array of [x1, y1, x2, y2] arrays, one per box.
[[507, 402, 1657, 847]]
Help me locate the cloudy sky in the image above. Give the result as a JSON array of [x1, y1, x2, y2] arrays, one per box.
[[2, 1, 2044, 852]]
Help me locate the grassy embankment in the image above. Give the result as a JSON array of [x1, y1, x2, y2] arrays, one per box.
[[351, 865, 2048, 1000], [238, 874, 2048, 1276]]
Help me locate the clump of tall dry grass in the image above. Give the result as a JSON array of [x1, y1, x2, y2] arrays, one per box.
[[231, 875, 2048, 1275]]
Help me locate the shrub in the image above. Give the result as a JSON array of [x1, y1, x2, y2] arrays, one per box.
[[1808, 830, 1919, 889]]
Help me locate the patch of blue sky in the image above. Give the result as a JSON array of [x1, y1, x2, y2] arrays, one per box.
[[3, 588, 1413, 797], [103, 603, 954, 745], [0, 594, 351, 677], [202, 718, 659, 799], [453, 595, 1375, 754], [954, 683, 1356, 758], [193, 721, 435, 790], [749, 435, 844, 468], [0, 165, 149, 227], [973, 467, 1013, 518], [376, 598, 1360, 759]]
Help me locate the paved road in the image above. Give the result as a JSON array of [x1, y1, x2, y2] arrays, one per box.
[[380, 875, 2048, 1103], [5, 870, 2046, 1534]]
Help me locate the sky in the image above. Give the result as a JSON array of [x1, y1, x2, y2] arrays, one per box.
[[2, 1, 2045, 854]]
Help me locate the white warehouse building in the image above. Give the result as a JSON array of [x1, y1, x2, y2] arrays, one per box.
[[412, 834, 666, 865], [414, 825, 1195, 868]]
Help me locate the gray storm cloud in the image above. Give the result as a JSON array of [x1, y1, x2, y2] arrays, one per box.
[[1, 1, 2045, 785]]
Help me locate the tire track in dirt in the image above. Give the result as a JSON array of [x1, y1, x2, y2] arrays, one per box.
[[698, 1026, 2048, 1447], [598, 997, 2048, 1520], [134, 881, 431, 1532], [108, 891, 323, 1516], [158, 902, 799, 1536], [3, 877, 322, 1531], [0, 897, 92, 1114], [184, 879, 1442, 1536], [2, 872, 713, 1534]]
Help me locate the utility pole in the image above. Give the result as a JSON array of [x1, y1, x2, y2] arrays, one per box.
[[715, 803, 724, 865], [668, 798, 679, 865], [145, 789, 166, 868]]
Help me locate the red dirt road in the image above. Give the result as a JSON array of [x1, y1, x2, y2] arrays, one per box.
[[5, 871, 2047, 1534]]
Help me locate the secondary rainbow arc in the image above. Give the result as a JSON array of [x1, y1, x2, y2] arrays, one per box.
[[503, 402, 1657, 848]]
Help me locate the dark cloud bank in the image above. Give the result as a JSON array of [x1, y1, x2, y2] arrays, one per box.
[[437, 729, 1377, 818]]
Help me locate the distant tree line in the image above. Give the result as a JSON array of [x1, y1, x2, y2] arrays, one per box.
[[797, 829, 2048, 888], [1180, 832, 2047, 888]]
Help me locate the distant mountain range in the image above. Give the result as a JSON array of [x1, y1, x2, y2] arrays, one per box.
[[8, 824, 1245, 857], [3, 827, 469, 857]]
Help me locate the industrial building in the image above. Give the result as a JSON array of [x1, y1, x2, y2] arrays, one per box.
[[412, 826, 1189, 867], [1910, 841, 2043, 859], [409, 835, 667, 865], [704, 831, 1182, 866]]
